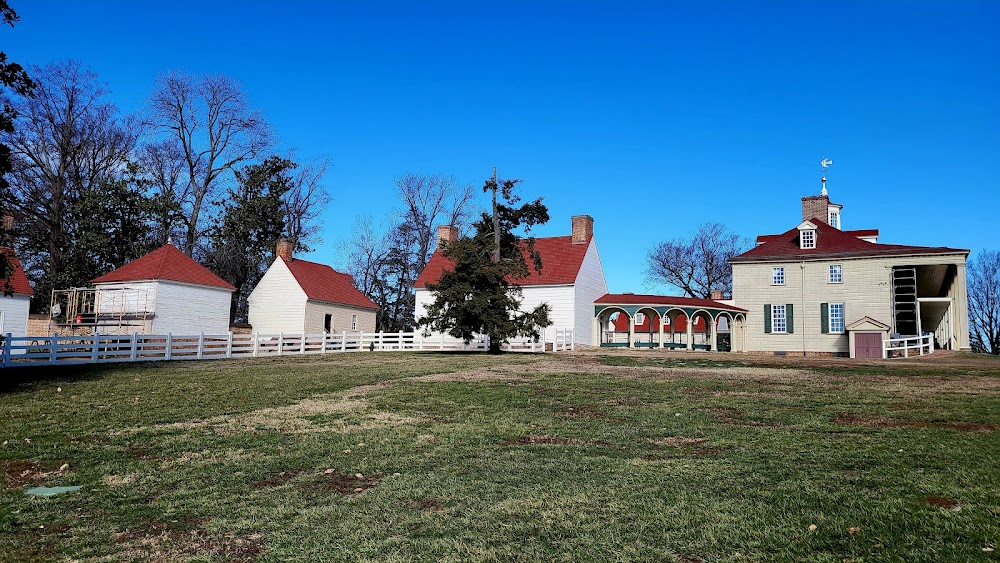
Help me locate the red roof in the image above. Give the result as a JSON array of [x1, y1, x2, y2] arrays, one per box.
[[595, 293, 746, 312], [281, 257, 378, 310], [756, 227, 879, 244], [91, 244, 236, 290], [1, 249, 33, 296], [735, 219, 967, 263], [414, 235, 592, 289]]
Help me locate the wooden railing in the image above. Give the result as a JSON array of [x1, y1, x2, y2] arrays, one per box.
[[883, 334, 933, 359], [0, 329, 575, 368]]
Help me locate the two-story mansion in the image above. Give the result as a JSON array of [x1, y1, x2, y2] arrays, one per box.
[[730, 189, 970, 358]]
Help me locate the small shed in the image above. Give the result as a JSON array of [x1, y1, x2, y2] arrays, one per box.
[[248, 240, 378, 334], [846, 316, 890, 359], [0, 249, 33, 337], [88, 244, 235, 335]]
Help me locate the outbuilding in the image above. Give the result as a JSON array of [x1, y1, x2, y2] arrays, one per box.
[[248, 240, 378, 334], [0, 249, 33, 338]]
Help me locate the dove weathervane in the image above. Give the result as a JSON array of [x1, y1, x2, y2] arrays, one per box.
[[819, 157, 832, 195]]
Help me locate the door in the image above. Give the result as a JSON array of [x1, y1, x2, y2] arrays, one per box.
[[855, 332, 882, 359]]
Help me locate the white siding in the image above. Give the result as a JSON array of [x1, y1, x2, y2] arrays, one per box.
[[573, 239, 608, 344], [94, 282, 157, 334], [303, 301, 377, 333], [248, 259, 308, 333], [0, 294, 30, 337], [520, 284, 576, 343], [151, 281, 233, 334]]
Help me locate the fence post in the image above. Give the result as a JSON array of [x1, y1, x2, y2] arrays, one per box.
[[418, 332, 424, 351], [321, 333, 327, 354], [91, 333, 100, 362], [440, 332, 445, 351], [1, 332, 10, 367], [278, 332, 284, 356], [130, 332, 138, 361], [342, 331, 347, 352], [48, 333, 58, 364], [378, 331, 383, 352], [571, 330, 575, 351], [226, 331, 233, 358], [253, 332, 260, 357], [300, 333, 306, 355], [541, 330, 547, 353], [197, 332, 205, 359], [165, 333, 172, 360]]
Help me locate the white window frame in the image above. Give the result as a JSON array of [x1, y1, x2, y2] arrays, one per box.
[[771, 304, 787, 334], [828, 210, 840, 229], [772, 267, 785, 286], [829, 303, 845, 334], [800, 229, 816, 249], [829, 264, 843, 284], [351, 314, 358, 331]]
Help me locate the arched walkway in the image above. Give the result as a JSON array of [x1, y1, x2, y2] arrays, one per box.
[[592, 294, 748, 351]]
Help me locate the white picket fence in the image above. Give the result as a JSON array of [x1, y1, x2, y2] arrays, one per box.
[[883, 334, 933, 358], [0, 329, 575, 368]]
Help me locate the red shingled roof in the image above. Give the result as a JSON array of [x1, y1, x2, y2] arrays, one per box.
[[756, 227, 879, 244], [595, 293, 746, 312], [414, 235, 592, 289], [281, 257, 379, 310], [1, 249, 33, 296], [735, 219, 967, 263], [91, 244, 236, 290]]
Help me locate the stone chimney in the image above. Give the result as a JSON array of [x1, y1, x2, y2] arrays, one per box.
[[801, 195, 829, 223], [276, 238, 294, 261], [571, 215, 594, 244], [710, 289, 724, 301], [437, 225, 458, 246]]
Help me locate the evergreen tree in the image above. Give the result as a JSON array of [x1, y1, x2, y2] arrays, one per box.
[[419, 172, 551, 353]]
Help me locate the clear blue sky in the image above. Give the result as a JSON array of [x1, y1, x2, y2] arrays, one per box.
[[7, 1, 998, 293]]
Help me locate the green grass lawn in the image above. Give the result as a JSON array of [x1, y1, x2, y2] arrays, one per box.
[[1, 351, 999, 561]]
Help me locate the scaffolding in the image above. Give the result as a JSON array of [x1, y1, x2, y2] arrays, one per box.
[[49, 286, 154, 335]]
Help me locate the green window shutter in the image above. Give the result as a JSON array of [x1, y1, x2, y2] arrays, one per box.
[[821, 303, 829, 334], [764, 304, 771, 333], [786, 303, 794, 334]]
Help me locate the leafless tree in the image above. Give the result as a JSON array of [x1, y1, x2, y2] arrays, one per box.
[[969, 250, 1000, 354], [282, 155, 330, 251], [645, 222, 750, 299], [2, 60, 136, 301], [396, 173, 475, 267], [146, 72, 273, 256]]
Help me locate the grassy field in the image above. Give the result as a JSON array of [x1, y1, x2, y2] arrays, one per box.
[[1, 350, 999, 561]]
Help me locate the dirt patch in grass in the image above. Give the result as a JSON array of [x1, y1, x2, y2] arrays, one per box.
[[410, 366, 533, 383], [835, 414, 995, 432], [112, 517, 263, 561], [516, 435, 607, 446], [408, 499, 446, 512], [926, 496, 961, 510], [253, 469, 305, 488], [708, 408, 781, 428], [317, 470, 379, 495], [1, 460, 66, 487]]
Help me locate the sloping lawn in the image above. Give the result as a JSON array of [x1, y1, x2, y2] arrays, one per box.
[[1, 351, 998, 561]]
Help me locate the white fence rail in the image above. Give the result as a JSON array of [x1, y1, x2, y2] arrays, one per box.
[[883, 334, 933, 358], [0, 329, 574, 368]]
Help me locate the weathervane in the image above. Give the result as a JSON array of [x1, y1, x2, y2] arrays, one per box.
[[819, 157, 833, 196]]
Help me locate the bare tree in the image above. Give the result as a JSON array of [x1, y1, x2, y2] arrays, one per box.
[[282, 155, 330, 251], [969, 250, 1000, 354], [645, 222, 750, 299], [396, 173, 475, 267], [146, 72, 273, 256], [2, 60, 137, 305]]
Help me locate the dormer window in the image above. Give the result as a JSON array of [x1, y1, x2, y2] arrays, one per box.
[[800, 229, 816, 249], [828, 210, 840, 229]]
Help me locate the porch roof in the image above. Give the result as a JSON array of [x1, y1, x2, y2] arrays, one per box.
[[594, 293, 746, 318]]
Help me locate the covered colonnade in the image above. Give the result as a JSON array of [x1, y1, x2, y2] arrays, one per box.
[[593, 293, 747, 352]]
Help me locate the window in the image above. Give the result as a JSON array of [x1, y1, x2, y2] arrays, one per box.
[[634, 312, 645, 326], [828, 210, 840, 229], [829, 303, 845, 333], [351, 314, 358, 331], [829, 264, 843, 283], [771, 304, 787, 333], [800, 229, 816, 249], [772, 267, 785, 285], [324, 314, 333, 332]]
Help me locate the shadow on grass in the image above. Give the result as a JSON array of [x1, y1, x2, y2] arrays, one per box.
[[0, 361, 159, 394]]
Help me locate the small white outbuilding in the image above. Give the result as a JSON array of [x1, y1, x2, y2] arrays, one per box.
[[0, 248, 33, 337], [89, 244, 235, 335]]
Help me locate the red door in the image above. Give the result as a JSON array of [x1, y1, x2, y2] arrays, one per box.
[[855, 333, 882, 359]]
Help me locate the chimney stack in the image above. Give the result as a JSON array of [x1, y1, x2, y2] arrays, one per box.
[[801, 194, 829, 223], [437, 225, 458, 246], [571, 215, 594, 244], [1, 212, 13, 247], [276, 238, 294, 262], [710, 289, 724, 301]]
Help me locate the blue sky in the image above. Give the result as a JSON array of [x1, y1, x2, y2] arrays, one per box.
[[6, 1, 998, 293]]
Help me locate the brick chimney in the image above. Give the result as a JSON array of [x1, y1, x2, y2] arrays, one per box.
[[710, 289, 724, 301], [276, 238, 294, 261], [437, 225, 458, 246], [1, 212, 12, 247], [801, 195, 829, 223], [571, 215, 594, 244]]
